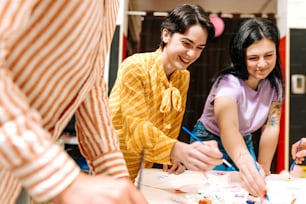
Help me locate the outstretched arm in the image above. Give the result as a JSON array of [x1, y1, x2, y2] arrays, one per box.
[[214, 96, 266, 198], [257, 101, 281, 175]]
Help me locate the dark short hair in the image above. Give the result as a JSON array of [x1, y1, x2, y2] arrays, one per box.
[[159, 3, 214, 49]]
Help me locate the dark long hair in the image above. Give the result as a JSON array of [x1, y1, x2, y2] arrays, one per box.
[[213, 17, 284, 97], [159, 3, 215, 49]]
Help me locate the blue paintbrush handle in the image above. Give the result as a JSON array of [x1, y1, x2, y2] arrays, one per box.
[[182, 126, 234, 169], [182, 126, 201, 142], [291, 138, 303, 172]]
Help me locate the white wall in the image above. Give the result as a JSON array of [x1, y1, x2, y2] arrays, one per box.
[[277, 0, 287, 37], [288, 0, 306, 28]]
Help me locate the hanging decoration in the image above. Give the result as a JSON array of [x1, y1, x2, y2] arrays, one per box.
[[209, 15, 225, 38]]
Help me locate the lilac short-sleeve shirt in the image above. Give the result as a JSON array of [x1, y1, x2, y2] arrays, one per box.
[[199, 74, 282, 136]]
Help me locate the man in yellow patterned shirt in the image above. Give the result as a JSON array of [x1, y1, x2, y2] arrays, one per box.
[[109, 3, 223, 182]]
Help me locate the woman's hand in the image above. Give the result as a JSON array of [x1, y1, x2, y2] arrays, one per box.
[[162, 162, 186, 175], [292, 138, 306, 164], [236, 152, 267, 198], [170, 141, 223, 173]]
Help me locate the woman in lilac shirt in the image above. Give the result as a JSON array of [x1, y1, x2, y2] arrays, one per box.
[[191, 18, 284, 198]]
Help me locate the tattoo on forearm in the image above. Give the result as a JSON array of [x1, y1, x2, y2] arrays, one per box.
[[267, 115, 278, 126], [266, 102, 281, 126]]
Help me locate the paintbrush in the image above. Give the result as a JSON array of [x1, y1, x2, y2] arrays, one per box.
[[182, 126, 235, 170], [137, 148, 145, 190], [249, 148, 270, 201]]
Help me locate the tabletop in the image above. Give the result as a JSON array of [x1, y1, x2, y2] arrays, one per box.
[[137, 168, 306, 204]]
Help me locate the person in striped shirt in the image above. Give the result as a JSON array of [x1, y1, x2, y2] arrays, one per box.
[[0, 1, 147, 204], [109, 3, 223, 182]]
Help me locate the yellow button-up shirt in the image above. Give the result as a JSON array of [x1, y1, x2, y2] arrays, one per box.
[[109, 49, 190, 181]]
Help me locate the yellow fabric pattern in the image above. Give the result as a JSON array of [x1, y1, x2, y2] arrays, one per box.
[[109, 49, 190, 181], [160, 82, 182, 113]]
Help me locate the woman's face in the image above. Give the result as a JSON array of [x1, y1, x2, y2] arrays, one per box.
[[161, 24, 208, 77], [245, 38, 277, 87]]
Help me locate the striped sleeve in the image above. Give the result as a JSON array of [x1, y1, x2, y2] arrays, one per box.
[[76, 72, 129, 177], [0, 56, 80, 202], [1, 0, 123, 203], [75, 0, 128, 178], [0, 0, 78, 202]]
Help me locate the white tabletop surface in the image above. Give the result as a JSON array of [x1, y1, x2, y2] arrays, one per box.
[[138, 168, 306, 204]]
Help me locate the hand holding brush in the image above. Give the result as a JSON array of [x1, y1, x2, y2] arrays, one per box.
[[290, 138, 303, 180]]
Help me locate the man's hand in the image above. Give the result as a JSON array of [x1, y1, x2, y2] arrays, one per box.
[[52, 172, 148, 204]]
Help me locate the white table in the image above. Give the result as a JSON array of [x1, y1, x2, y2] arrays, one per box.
[[138, 168, 306, 204], [137, 169, 247, 204]]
